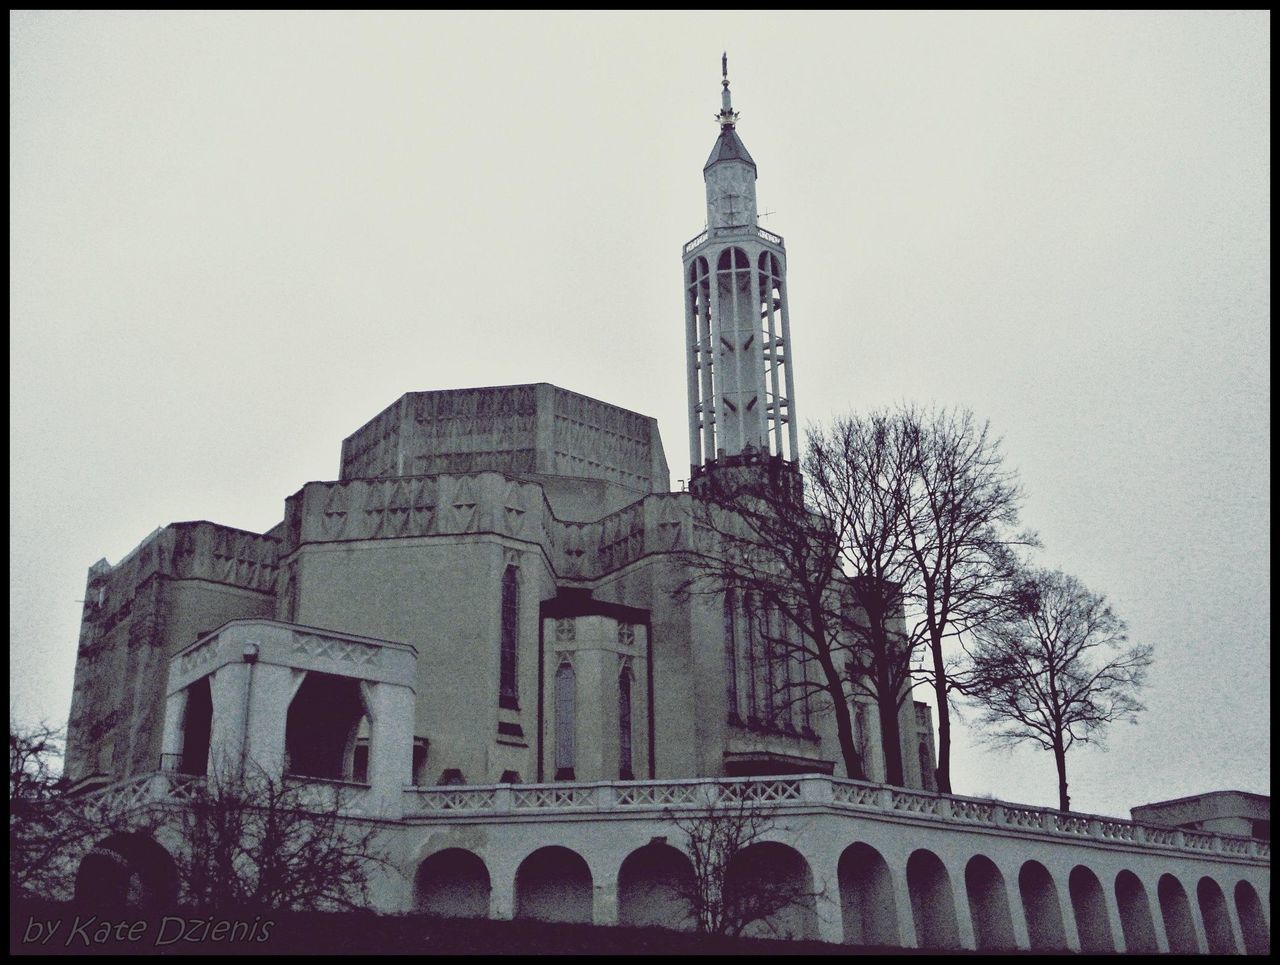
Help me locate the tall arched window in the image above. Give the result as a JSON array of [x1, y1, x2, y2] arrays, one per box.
[[619, 666, 634, 780], [723, 589, 740, 721], [554, 661, 575, 780], [499, 566, 519, 708]]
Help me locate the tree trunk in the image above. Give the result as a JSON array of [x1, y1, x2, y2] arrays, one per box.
[[873, 654, 905, 786], [930, 642, 951, 793], [819, 649, 864, 780], [1053, 741, 1070, 812]]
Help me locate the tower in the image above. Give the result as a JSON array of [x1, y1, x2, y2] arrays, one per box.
[[684, 55, 799, 480]]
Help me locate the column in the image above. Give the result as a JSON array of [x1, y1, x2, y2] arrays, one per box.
[[367, 680, 415, 819], [1004, 863, 1032, 950], [808, 851, 844, 945], [207, 662, 249, 782], [890, 865, 918, 948], [685, 271, 701, 468], [243, 663, 300, 781], [593, 876, 618, 927], [160, 690, 187, 761], [1101, 876, 1128, 953]]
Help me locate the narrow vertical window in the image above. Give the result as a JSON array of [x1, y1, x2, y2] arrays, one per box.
[[723, 588, 739, 721], [554, 661, 575, 780], [619, 667, 634, 780], [499, 566, 519, 708], [744, 591, 759, 721]]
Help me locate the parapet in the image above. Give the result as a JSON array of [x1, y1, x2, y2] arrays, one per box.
[[339, 384, 670, 497]]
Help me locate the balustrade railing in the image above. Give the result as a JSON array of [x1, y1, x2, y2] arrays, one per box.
[[78, 770, 1268, 863], [682, 226, 786, 255]]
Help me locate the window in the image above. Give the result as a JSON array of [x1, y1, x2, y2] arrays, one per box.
[[499, 566, 519, 708], [918, 742, 936, 791], [554, 661, 575, 780], [619, 666, 634, 780], [723, 589, 740, 721], [411, 737, 429, 786]]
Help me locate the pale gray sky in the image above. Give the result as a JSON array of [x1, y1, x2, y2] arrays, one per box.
[[10, 11, 1269, 817]]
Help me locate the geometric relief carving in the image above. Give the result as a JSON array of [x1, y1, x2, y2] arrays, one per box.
[[655, 495, 686, 550], [179, 634, 223, 674], [502, 481, 527, 537], [322, 485, 349, 539], [409, 477, 437, 534], [449, 477, 478, 532], [291, 633, 382, 668]]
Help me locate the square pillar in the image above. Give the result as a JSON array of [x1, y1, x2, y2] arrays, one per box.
[[161, 689, 187, 760], [366, 680, 415, 818], [207, 662, 249, 781]]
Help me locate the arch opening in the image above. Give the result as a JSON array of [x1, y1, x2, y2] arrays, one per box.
[[1234, 880, 1270, 955], [179, 676, 212, 776], [617, 843, 695, 931], [964, 855, 1015, 950], [907, 849, 960, 949], [415, 848, 491, 919], [1197, 876, 1238, 954], [514, 846, 592, 923], [285, 672, 369, 782], [1068, 865, 1115, 952], [1018, 860, 1067, 951], [724, 841, 818, 940], [74, 832, 177, 911], [1157, 873, 1199, 953], [839, 842, 900, 946], [1114, 870, 1159, 953]]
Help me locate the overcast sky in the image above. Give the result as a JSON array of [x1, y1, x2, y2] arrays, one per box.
[[10, 11, 1269, 818]]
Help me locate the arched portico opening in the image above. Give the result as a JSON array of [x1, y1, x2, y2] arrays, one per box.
[[1234, 880, 1269, 955], [179, 676, 212, 775], [838, 842, 900, 947], [284, 672, 369, 782], [1157, 873, 1198, 953], [415, 848, 491, 918], [514, 846, 593, 923], [1197, 876, 1238, 954], [724, 841, 818, 940], [906, 849, 960, 949], [1114, 870, 1159, 953], [617, 842, 695, 931], [1018, 860, 1067, 951], [1068, 865, 1115, 952], [74, 832, 177, 911], [964, 855, 1015, 950]]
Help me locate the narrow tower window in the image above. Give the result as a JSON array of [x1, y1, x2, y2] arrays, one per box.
[[499, 565, 519, 708], [619, 666, 634, 780], [723, 588, 740, 721], [554, 661, 575, 780]]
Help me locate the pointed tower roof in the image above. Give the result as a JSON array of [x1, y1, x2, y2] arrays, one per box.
[[703, 53, 756, 173]]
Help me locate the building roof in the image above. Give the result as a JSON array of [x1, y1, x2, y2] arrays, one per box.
[[704, 127, 756, 172]]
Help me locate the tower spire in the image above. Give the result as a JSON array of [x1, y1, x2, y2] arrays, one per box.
[[718, 52, 738, 129], [684, 58, 798, 477]]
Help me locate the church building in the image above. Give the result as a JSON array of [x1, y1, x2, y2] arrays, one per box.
[[59, 63, 1267, 954], [65, 60, 936, 798]]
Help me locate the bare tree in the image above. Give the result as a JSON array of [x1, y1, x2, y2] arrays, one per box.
[[963, 568, 1153, 811], [896, 406, 1038, 794], [680, 455, 868, 780], [9, 719, 119, 901], [807, 414, 922, 786], [10, 718, 70, 899], [169, 756, 390, 912], [664, 782, 820, 938]]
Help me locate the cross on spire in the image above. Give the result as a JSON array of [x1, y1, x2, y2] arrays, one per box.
[[718, 52, 738, 129]]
